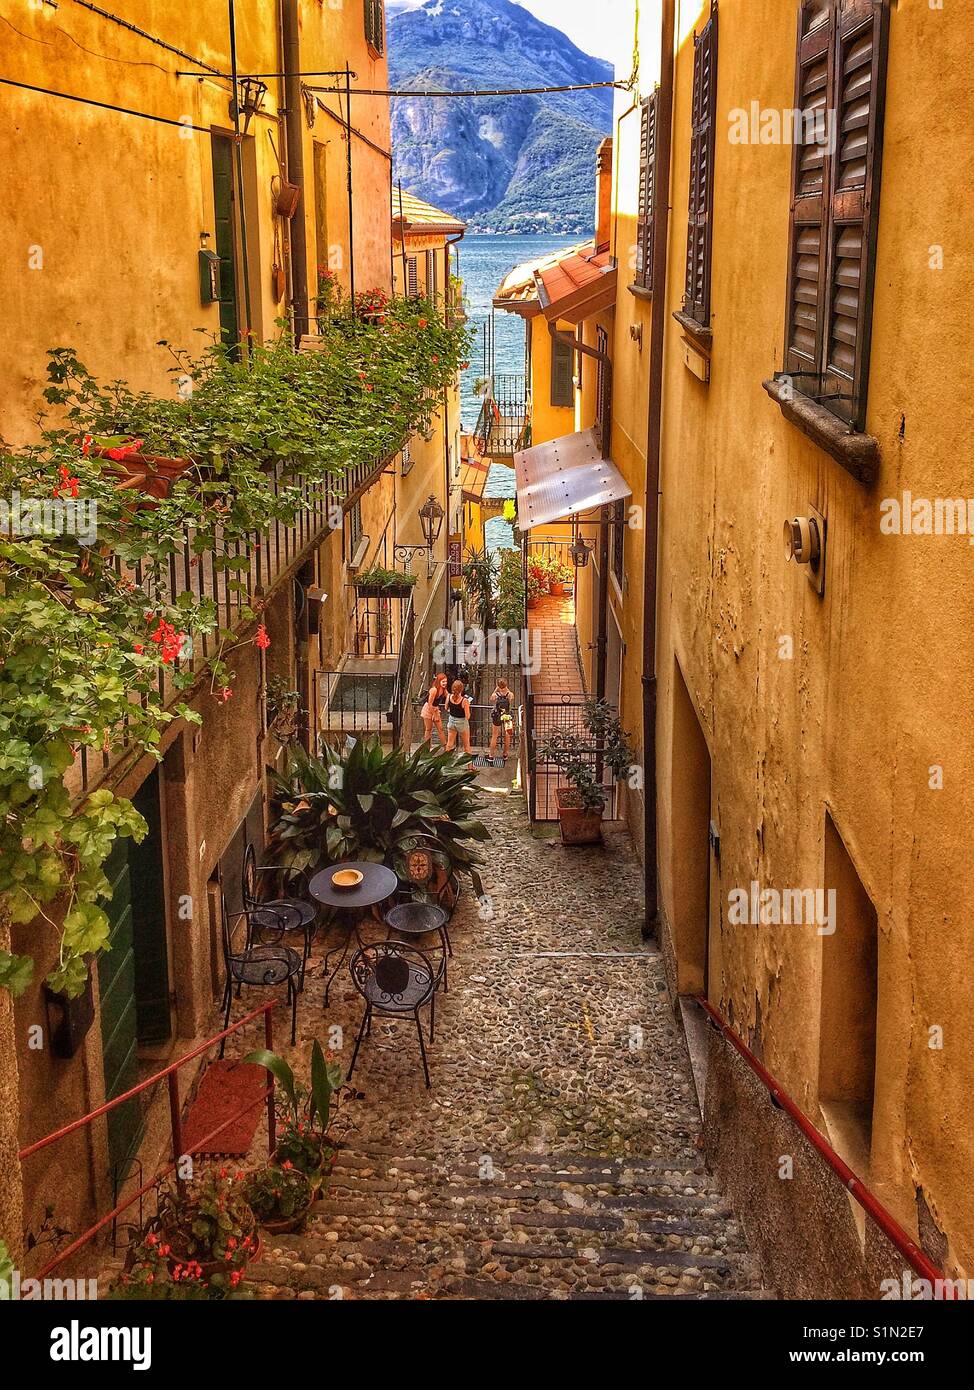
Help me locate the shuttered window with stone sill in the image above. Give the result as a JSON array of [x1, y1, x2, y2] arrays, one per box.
[[682, 8, 718, 328], [634, 90, 661, 292], [780, 0, 890, 435]]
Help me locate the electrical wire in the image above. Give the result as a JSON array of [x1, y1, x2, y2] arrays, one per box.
[[0, 76, 209, 133], [68, 0, 227, 78], [306, 80, 632, 99]]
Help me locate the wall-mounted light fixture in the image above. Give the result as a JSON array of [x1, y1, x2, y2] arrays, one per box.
[[783, 504, 827, 596], [232, 77, 268, 134], [394, 495, 446, 572]]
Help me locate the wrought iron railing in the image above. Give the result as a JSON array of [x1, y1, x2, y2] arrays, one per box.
[[474, 374, 530, 458], [67, 455, 396, 802], [315, 595, 416, 747]]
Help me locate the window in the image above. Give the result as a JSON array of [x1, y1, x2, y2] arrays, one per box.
[[550, 336, 574, 408], [365, 0, 385, 56], [634, 89, 660, 291], [611, 499, 625, 588], [595, 325, 610, 444], [783, 0, 890, 431], [345, 498, 363, 561], [427, 250, 439, 303], [405, 255, 418, 299], [682, 8, 718, 327]]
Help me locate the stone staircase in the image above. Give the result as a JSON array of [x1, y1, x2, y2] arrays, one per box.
[[247, 1142, 768, 1300]]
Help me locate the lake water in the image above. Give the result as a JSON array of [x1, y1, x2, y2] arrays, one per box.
[[456, 232, 580, 553]]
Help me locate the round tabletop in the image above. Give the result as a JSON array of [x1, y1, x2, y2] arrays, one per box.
[[308, 861, 399, 910]]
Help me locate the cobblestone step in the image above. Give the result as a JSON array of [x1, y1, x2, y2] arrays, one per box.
[[313, 1195, 738, 1233]]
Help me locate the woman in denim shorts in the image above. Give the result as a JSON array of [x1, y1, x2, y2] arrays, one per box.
[[444, 679, 473, 755]]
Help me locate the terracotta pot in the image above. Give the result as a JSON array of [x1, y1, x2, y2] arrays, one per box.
[[549, 580, 569, 597], [93, 446, 196, 501], [260, 1208, 310, 1235], [555, 787, 604, 846], [164, 1230, 261, 1281], [527, 596, 541, 611]]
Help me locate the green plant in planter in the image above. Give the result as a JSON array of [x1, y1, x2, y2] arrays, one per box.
[[526, 570, 548, 604], [268, 737, 489, 896], [244, 1165, 313, 1228], [148, 1167, 257, 1289], [243, 1040, 342, 1180], [539, 731, 609, 813], [462, 546, 498, 632], [496, 548, 525, 630], [354, 565, 418, 595]]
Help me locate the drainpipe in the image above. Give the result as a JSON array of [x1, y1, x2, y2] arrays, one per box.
[[281, 0, 309, 341], [641, 0, 676, 935], [548, 321, 613, 702]]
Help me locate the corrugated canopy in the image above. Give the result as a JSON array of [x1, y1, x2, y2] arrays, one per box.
[[514, 428, 632, 531]]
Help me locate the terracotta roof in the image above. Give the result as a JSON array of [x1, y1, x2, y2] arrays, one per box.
[[461, 452, 491, 503], [536, 244, 616, 323], [493, 240, 616, 322], [392, 190, 466, 237]]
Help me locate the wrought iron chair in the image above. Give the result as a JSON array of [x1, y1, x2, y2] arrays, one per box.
[[396, 834, 460, 941], [347, 942, 438, 1088], [242, 842, 317, 984], [219, 894, 301, 1055], [384, 901, 450, 992]]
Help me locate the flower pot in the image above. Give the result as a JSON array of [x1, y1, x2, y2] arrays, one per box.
[[260, 1208, 310, 1236], [555, 787, 604, 846], [549, 580, 569, 597], [527, 596, 541, 611], [164, 1230, 261, 1282], [93, 445, 196, 501], [355, 584, 413, 600]]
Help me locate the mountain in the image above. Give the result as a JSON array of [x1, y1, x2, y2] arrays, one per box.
[[387, 0, 614, 235]]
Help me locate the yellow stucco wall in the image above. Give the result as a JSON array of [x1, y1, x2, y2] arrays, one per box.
[[615, 0, 974, 1270]]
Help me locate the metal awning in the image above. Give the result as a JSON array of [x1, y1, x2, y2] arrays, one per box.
[[514, 428, 632, 531]]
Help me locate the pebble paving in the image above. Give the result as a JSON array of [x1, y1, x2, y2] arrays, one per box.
[[210, 784, 767, 1300]]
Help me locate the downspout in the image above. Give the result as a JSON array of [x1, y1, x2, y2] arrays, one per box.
[[548, 321, 613, 702], [281, 0, 309, 341], [228, 0, 253, 342], [444, 229, 465, 630], [344, 63, 356, 312], [642, 0, 676, 934]]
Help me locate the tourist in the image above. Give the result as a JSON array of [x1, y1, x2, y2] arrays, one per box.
[[421, 673, 448, 747], [487, 678, 514, 761], [444, 678, 473, 755]]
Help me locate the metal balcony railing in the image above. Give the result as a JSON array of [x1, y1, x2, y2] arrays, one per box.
[[474, 374, 530, 458]]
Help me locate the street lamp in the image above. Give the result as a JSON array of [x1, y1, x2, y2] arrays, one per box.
[[233, 77, 268, 134], [394, 495, 446, 572], [570, 534, 595, 568]]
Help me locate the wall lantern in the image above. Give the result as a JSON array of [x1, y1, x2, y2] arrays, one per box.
[[419, 494, 446, 550], [570, 535, 595, 569], [232, 77, 268, 135]]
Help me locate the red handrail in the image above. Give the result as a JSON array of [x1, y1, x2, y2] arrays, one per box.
[[19, 1000, 277, 1280], [696, 995, 953, 1294]]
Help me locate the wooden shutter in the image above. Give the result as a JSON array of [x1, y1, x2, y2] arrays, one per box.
[[366, 1, 385, 56], [822, 0, 889, 428], [550, 337, 575, 408], [406, 255, 418, 299], [635, 91, 660, 291], [683, 8, 718, 325], [784, 0, 834, 383]]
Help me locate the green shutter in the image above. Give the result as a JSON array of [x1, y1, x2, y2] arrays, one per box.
[[550, 337, 575, 408]]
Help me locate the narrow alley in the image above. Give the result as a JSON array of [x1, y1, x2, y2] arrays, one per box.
[[227, 787, 767, 1301]]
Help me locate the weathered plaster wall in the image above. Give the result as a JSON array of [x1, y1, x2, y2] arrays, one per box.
[[651, 0, 974, 1281]]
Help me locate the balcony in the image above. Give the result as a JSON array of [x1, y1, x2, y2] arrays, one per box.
[[474, 374, 530, 459]]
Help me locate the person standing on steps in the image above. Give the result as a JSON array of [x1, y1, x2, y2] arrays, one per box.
[[444, 678, 473, 755], [421, 673, 448, 747], [487, 678, 514, 762]]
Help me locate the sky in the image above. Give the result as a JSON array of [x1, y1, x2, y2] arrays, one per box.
[[513, 0, 633, 67], [387, 0, 636, 70]]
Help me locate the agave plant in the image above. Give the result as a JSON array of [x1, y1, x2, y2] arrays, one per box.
[[267, 737, 489, 895]]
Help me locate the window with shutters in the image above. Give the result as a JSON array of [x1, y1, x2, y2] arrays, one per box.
[[682, 9, 718, 327], [365, 0, 385, 56], [595, 326, 610, 444], [405, 256, 418, 299], [782, 0, 890, 432], [634, 90, 660, 292], [550, 336, 575, 409]]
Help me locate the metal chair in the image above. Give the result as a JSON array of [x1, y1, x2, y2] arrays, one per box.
[[396, 834, 460, 943], [219, 894, 301, 1055], [242, 843, 317, 984], [347, 942, 438, 1088], [384, 901, 450, 992]]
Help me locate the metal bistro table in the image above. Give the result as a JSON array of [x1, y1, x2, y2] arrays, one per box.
[[309, 861, 399, 1008]]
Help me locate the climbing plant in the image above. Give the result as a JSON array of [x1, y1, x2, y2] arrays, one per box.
[[0, 295, 473, 998]]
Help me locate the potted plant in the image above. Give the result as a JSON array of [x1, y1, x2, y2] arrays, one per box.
[[462, 545, 498, 632], [548, 559, 574, 597], [526, 568, 548, 611], [146, 1168, 259, 1288], [496, 548, 526, 630], [244, 1164, 313, 1234], [244, 1040, 342, 1192], [265, 675, 302, 745], [354, 565, 418, 599], [540, 701, 635, 846]]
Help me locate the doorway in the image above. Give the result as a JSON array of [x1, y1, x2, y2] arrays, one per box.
[[670, 658, 712, 996], [98, 766, 170, 1178]]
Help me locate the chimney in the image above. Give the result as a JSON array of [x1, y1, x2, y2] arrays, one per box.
[[595, 137, 613, 251]]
